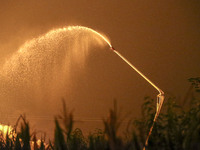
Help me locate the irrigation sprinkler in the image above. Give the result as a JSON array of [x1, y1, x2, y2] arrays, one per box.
[[110, 46, 164, 149]]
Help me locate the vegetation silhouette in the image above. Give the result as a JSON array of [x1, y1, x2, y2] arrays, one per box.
[[0, 77, 199, 150]]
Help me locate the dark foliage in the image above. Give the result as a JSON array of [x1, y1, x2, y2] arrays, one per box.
[[0, 78, 199, 150]]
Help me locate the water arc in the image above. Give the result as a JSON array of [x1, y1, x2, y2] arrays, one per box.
[[0, 26, 164, 149], [0, 26, 110, 117]]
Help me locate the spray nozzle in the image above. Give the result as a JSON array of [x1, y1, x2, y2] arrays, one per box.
[[110, 46, 115, 51]]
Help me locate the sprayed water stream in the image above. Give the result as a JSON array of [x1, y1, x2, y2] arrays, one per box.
[[0, 26, 164, 148]]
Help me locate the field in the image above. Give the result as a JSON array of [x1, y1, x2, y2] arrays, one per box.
[[0, 77, 199, 150]]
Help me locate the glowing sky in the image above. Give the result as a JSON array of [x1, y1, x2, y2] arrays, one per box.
[[0, 0, 200, 137]]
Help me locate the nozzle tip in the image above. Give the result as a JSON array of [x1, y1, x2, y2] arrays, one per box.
[[110, 47, 115, 50]]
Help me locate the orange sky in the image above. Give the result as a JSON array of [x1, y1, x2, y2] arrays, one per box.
[[0, 0, 199, 137]]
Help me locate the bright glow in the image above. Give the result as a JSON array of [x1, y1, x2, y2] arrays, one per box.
[[66, 26, 112, 47], [0, 124, 13, 137]]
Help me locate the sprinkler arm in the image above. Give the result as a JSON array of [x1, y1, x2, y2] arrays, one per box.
[[111, 47, 164, 93], [110, 47, 164, 149], [111, 47, 164, 116]]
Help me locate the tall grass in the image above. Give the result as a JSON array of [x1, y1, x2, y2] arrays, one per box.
[[0, 77, 199, 150]]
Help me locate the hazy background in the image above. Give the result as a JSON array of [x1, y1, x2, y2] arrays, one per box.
[[0, 0, 199, 137]]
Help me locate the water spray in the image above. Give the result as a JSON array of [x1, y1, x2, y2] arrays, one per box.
[[86, 26, 165, 149], [1, 26, 164, 149]]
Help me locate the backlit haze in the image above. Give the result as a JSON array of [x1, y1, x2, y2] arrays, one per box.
[[0, 0, 200, 138]]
